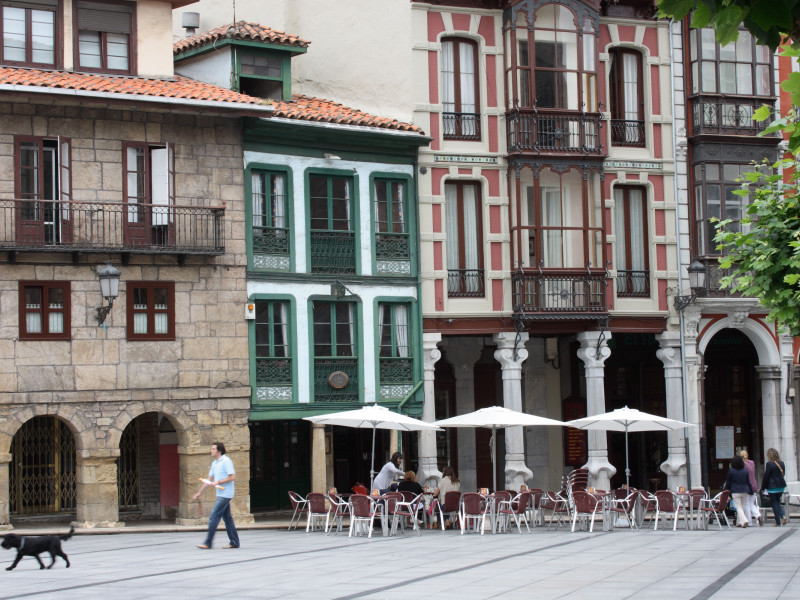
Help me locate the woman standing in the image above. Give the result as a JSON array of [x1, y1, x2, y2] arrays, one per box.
[[740, 450, 761, 526], [723, 456, 753, 527], [759, 448, 787, 527], [373, 452, 404, 493]]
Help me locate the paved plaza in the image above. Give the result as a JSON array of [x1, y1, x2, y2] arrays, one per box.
[[0, 520, 799, 599]]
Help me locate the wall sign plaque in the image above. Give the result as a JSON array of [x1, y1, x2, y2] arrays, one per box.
[[328, 371, 349, 389]]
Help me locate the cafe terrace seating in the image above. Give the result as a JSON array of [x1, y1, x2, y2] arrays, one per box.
[[287, 491, 308, 531], [698, 490, 732, 530], [305, 492, 329, 532], [571, 490, 601, 532], [497, 491, 533, 534], [527, 489, 545, 527], [349, 493, 384, 538], [544, 490, 571, 530], [325, 492, 350, 535], [686, 489, 708, 529], [435, 491, 462, 531], [459, 492, 490, 535]]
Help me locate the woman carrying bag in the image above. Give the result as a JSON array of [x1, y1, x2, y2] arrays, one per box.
[[759, 448, 788, 527]]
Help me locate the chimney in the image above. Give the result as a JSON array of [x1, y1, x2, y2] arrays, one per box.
[[182, 12, 200, 38]]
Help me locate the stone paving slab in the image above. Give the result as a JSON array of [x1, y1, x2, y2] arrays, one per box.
[[0, 522, 798, 599]]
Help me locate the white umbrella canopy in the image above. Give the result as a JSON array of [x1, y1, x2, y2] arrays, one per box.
[[433, 406, 566, 492], [565, 406, 695, 489], [304, 405, 441, 489]]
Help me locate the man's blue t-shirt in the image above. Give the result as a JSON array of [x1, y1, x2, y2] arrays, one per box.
[[209, 455, 235, 499]]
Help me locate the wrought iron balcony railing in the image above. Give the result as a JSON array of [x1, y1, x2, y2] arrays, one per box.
[[447, 269, 485, 297], [309, 230, 356, 274], [506, 109, 604, 155], [0, 197, 224, 255], [512, 269, 608, 318], [256, 357, 292, 386], [690, 97, 775, 136], [253, 226, 289, 255], [616, 270, 650, 298], [443, 112, 481, 140], [375, 232, 410, 260], [610, 119, 645, 147], [379, 357, 414, 384], [314, 358, 359, 403]]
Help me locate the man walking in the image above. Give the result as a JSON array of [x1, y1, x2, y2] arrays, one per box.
[[194, 442, 240, 549]]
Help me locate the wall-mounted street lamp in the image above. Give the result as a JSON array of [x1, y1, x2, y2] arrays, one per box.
[[674, 259, 707, 311], [96, 261, 121, 325]]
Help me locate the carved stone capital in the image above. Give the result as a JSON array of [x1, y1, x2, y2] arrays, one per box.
[[576, 331, 611, 372]]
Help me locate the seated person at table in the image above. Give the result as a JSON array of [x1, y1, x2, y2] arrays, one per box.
[[432, 466, 460, 500], [374, 452, 404, 493]]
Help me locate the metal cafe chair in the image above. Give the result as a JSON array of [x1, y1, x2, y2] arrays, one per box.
[[497, 491, 533, 534], [382, 492, 403, 535], [287, 491, 308, 531], [653, 490, 687, 531], [571, 490, 601, 532], [435, 491, 461, 531], [348, 494, 384, 538], [325, 492, 350, 535], [698, 490, 732, 531], [393, 493, 423, 536], [305, 492, 329, 532], [609, 489, 639, 530], [459, 492, 490, 535], [544, 490, 571, 530]]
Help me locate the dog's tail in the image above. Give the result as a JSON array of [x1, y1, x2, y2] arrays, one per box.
[[60, 526, 75, 541]]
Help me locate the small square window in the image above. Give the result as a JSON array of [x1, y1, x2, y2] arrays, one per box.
[[19, 281, 70, 340], [126, 281, 174, 340]]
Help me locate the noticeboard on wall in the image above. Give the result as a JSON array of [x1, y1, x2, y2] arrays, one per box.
[[715, 425, 735, 459]]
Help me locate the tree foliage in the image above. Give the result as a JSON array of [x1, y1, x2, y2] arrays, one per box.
[[658, 1, 800, 333]]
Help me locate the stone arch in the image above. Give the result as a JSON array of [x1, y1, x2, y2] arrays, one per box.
[[698, 317, 780, 366], [0, 404, 91, 455], [108, 402, 197, 451]]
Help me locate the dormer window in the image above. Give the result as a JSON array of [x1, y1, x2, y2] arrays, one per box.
[[74, 0, 133, 74], [237, 51, 289, 100], [1, 0, 58, 68]]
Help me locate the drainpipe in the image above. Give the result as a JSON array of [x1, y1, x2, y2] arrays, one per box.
[[669, 18, 695, 489]]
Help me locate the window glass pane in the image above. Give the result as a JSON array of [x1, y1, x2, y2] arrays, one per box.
[[701, 29, 716, 59], [560, 32, 578, 70], [26, 312, 42, 333], [756, 65, 770, 95], [30, 9, 54, 64], [132, 287, 147, 308], [719, 63, 736, 94], [736, 31, 752, 61], [689, 29, 697, 61], [3, 7, 27, 61], [701, 62, 716, 93], [755, 45, 771, 63], [583, 32, 595, 72], [705, 163, 719, 180], [719, 42, 736, 62], [736, 63, 752, 95], [707, 185, 721, 220], [313, 303, 331, 356], [534, 3, 555, 29], [106, 33, 129, 70], [723, 164, 741, 181], [390, 182, 405, 232], [241, 54, 281, 78], [154, 313, 168, 334], [133, 313, 147, 334], [78, 31, 102, 68], [335, 303, 354, 357], [535, 34, 556, 68], [48, 311, 63, 333], [153, 287, 168, 310], [375, 181, 388, 232]]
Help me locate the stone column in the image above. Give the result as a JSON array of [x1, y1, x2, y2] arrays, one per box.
[[576, 331, 615, 490], [681, 305, 703, 489], [311, 424, 326, 493], [494, 332, 533, 491], [0, 453, 10, 530], [418, 333, 442, 488], [656, 331, 689, 489], [74, 449, 123, 528], [757, 365, 783, 459]]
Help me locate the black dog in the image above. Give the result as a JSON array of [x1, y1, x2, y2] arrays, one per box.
[[2, 527, 74, 571]]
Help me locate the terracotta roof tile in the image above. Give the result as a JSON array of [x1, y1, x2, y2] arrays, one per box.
[[0, 66, 268, 108], [174, 21, 310, 54], [271, 95, 424, 134]]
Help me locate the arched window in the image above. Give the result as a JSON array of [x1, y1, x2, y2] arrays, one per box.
[[441, 37, 480, 140]]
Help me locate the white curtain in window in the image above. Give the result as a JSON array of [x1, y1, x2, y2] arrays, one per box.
[[459, 42, 476, 135], [133, 311, 147, 334], [394, 182, 405, 231], [623, 53, 639, 142], [462, 185, 479, 292], [614, 188, 627, 272], [377, 303, 386, 355], [48, 311, 63, 334], [272, 174, 285, 229], [445, 184, 460, 271], [395, 305, 409, 358], [442, 41, 455, 112], [542, 186, 563, 268], [26, 313, 42, 334], [126, 146, 140, 222], [251, 172, 264, 227], [345, 303, 355, 355], [344, 179, 351, 228], [628, 189, 645, 273], [154, 313, 168, 334], [278, 302, 288, 356]]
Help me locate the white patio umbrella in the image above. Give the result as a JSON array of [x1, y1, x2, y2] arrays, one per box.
[[433, 406, 566, 492], [565, 406, 696, 490], [304, 405, 441, 490]]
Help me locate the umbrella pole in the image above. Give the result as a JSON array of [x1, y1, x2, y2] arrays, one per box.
[[492, 426, 497, 492], [369, 423, 377, 490], [625, 426, 631, 490]]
